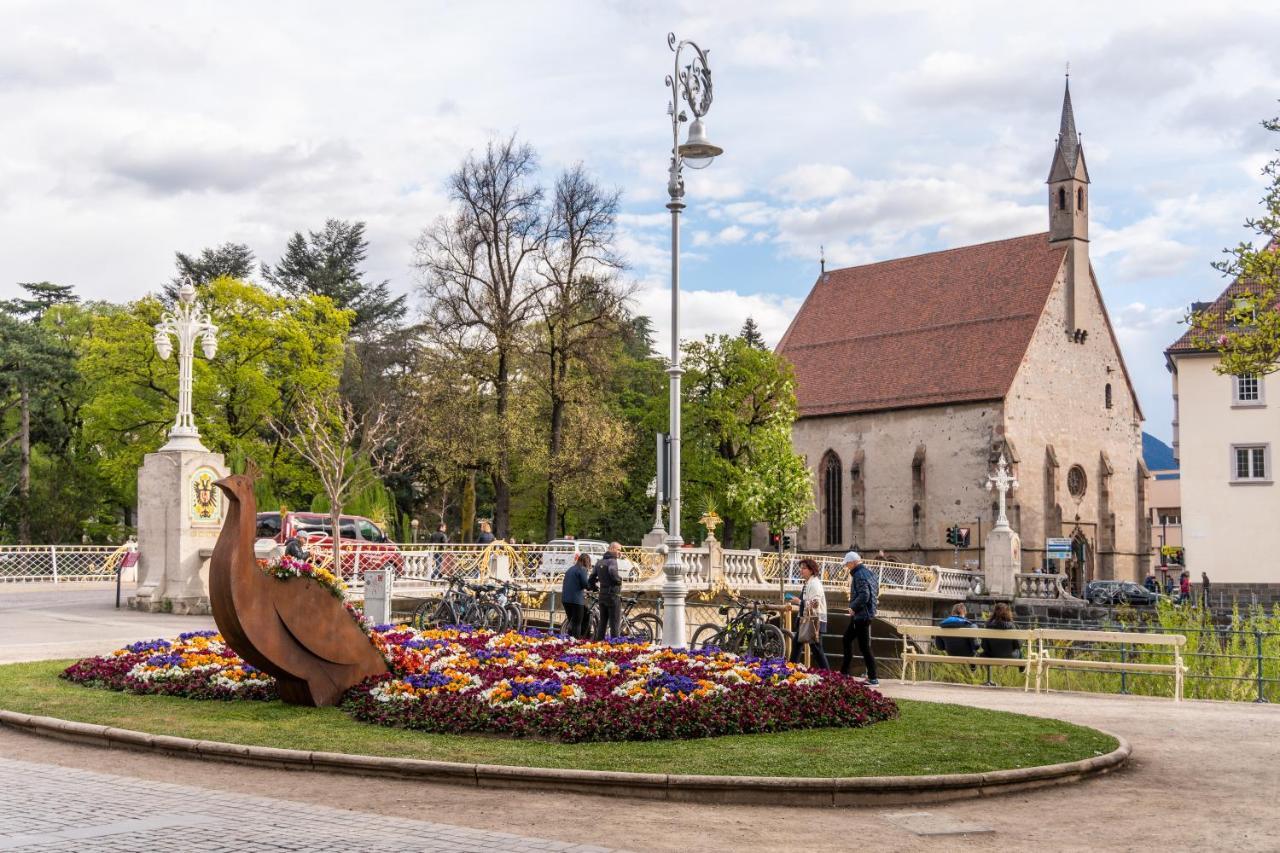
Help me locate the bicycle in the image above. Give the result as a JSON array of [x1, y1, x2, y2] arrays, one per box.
[[558, 592, 662, 642], [413, 578, 505, 630], [493, 580, 529, 632], [690, 597, 786, 658]]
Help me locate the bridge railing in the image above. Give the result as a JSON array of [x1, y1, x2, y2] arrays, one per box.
[[0, 544, 133, 583]]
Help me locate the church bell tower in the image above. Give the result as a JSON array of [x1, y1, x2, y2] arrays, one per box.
[[1047, 76, 1090, 338]]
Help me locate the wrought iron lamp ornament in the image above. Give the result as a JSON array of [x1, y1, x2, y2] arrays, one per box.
[[154, 278, 219, 452], [659, 32, 724, 648]]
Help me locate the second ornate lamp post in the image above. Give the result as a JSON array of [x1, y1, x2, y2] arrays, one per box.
[[660, 32, 725, 647], [154, 279, 219, 452]]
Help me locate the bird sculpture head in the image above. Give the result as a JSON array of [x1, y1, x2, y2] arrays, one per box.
[[214, 473, 255, 504]]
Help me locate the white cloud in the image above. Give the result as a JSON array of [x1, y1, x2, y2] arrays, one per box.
[[726, 32, 818, 70], [632, 281, 802, 354]]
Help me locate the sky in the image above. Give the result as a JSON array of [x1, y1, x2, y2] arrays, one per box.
[[2, 1, 1278, 443]]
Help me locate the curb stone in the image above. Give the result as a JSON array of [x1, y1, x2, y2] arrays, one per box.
[[0, 708, 1130, 806]]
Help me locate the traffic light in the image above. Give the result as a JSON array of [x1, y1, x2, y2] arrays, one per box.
[[945, 526, 958, 546], [770, 532, 781, 549], [782, 534, 793, 551]]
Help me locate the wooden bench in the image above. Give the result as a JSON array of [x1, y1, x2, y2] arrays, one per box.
[[898, 625, 1038, 691], [1035, 629, 1187, 701]]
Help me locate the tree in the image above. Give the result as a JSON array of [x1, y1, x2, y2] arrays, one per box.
[[272, 392, 411, 573], [740, 316, 767, 349], [79, 278, 349, 507], [0, 283, 79, 541], [415, 134, 549, 538], [1193, 111, 1280, 376], [726, 423, 814, 543], [263, 220, 405, 335], [168, 243, 257, 300], [532, 164, 631, 539], [677, 334, 804, 547]]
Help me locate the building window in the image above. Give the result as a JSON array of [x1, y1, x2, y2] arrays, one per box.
[[1157, 510, 1181, 525], [821, 451, 843, 545], [1232, 444, 1270, 482], [1077, 187, 1084, 211], [1067, 465, 1087, 498], [1105, 383, 1112, 409], [1057, 187, 1066, 210], [1233, 374, 1263, 406]]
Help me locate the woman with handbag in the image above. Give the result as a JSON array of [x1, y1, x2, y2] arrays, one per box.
[[789, 558, 830, 670]]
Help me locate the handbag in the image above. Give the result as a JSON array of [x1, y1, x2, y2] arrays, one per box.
[[798, 613, 820, 644]]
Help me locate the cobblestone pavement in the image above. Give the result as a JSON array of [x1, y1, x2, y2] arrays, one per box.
[[0, 756, 621, 852]]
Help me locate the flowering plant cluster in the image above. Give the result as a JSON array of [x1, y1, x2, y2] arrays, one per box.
[[61, 631, 275, 701], [345, 626, 897, 742], [65, 626, 897, 743], [257, 555, 345, 600]]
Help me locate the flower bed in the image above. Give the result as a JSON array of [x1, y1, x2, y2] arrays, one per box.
[[64, 626, 897, 743]]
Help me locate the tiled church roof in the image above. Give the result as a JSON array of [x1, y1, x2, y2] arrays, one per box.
[[776, 233, 1068, 418]]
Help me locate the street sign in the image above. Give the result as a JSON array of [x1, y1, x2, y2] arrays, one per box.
[[1046, 537, 1073, 549]]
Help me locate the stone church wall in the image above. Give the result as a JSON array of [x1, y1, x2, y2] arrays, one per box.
[[793, 401, 1003, 567], [1004, 258, 1147, 582]]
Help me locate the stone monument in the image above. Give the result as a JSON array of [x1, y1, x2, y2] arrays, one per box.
[[129, 281, 227, 615], [983, 454, 1021, 597]]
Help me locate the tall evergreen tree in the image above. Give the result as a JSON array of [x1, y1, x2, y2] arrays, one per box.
[[740, 316, 767, 349], [263, 219, 405, 334], [167, 243, 257, 299]]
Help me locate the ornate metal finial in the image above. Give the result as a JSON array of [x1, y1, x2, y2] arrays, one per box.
[[664, 32, 718, 199], [820, 245, 826, 275], [1065, 61, 1070, 79]]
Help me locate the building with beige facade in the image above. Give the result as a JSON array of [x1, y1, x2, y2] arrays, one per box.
[[1166, 277, 1278, 602], [777, 82, 1149, 589]]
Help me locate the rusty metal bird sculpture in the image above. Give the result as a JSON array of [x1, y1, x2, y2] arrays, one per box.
[[210, 474, 388, 706]]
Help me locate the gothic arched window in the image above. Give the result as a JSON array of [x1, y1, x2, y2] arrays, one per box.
[[1058, 187, 1067, 210], [1077, 187, 1084, 211], [821, 451, 843, 546], [1105, 383, 1113, 409]]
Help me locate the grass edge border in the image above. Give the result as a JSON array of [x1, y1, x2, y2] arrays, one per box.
[[0, 707, 1130, 806]]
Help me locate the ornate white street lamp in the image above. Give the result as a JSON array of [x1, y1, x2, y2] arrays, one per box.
[[986, 454, 1019, 531], [660, 32, 724, 647], [154, 279, 219, 452]]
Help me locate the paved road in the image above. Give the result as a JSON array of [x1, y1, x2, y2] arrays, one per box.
[[0, 584, 214, 664], [0, 756, 619, 852]]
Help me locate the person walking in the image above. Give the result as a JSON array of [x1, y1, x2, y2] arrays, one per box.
[[589, 542, 624, 639], [1143, 571, 1158, 593], [839, 551, 880, 685], [428, 522, 447, 578], [1201, 572, 1212, 609], [476, 521, 495, 544], [1179, 571, 1192, 605], [788, 558, 830, 670], [561, 553, 591, 638]]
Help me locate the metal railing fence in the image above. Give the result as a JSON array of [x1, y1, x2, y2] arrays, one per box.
[[0, 545, 132, 583]]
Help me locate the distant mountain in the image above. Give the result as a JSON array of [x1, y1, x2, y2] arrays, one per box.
[[1143, 432, 1177, 472]]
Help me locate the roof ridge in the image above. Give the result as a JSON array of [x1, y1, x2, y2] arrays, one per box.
[[823, 232, 1052, 276], [783, 311, 1043, 351]]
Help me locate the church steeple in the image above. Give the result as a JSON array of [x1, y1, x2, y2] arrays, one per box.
[[1047, 74, 1091, 339]]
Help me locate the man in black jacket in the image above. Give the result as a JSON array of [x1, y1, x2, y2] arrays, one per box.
[[588, 542, 624, 639]]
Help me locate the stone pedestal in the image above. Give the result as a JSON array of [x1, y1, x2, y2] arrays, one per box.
[[129, 449, 227, 615], [983, 526, 1022, 597], [641, 526, 668, 548]]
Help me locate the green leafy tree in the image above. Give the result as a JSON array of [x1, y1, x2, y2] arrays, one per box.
[[167, 243, 257, 300], [678, 334, 805, 547], [726, 423, 814, 542], [78, 277, 350, 506], [1193, 112, 1280, 376]]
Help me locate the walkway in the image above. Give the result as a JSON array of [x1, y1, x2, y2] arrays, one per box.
[[0, 756, 619, 852]]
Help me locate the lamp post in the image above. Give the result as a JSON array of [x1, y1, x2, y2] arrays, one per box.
[[660, 32, 724, 648], [154, 279, 219, 452]]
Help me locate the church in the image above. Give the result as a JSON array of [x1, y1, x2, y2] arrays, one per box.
[[776, 82, 1149, 588]]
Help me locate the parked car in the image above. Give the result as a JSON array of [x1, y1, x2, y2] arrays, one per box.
[[538, 538, 637, 580], [254, 511, 404, 577], [1084, 579, 1161, 606]]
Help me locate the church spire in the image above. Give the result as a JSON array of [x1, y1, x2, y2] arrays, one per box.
[[1046, 72, 1090, 339], [1056, 76, 1080, 171]]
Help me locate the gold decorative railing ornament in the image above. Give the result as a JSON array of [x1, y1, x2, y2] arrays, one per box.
[[694, 574, 737, 602]]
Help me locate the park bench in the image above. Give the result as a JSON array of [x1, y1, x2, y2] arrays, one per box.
[[1034, 629, 1187, 701], [898, 625, 1038, 691]]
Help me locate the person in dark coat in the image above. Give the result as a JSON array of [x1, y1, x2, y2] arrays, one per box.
[[428, 523, 447, 578], [982, 602, 1022, 661], [561, 553, 591, 638], [839, 552, 880, 685], [588, 542, 624, 639], [284, 530, 309, 561], [936, 603, 978, 657], [1201, 572, 1211, 609], [476, 521, 495, 544]]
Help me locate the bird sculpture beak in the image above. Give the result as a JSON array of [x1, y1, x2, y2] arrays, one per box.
[[213, 476, 236, 496]]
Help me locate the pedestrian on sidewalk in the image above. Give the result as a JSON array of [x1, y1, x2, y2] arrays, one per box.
[[1201, 572, 1212, 609], [1179, 571, 1191, 605], [839, 551, 880, 686], [789, 558, 829, 670], [589, 542, 624, 639], [561, 553, 591, 638], [428, 523, 447, 578]]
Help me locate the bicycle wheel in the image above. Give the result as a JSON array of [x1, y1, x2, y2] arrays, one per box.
[[690, 623, 725, 651], [504, 603, 526, 632], [749, 623, 787, 659], [625, 613, 662, 644], [416, 599, 457, 630], [469, 602, 506, 631]]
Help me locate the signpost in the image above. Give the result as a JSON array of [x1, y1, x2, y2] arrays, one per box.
[[1046, 537, 1073, 564]]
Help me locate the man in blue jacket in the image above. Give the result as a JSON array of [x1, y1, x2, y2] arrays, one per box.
[[936, 602, 978, 658], [560, 553, 591, 638], [839, 552, 880, 685]]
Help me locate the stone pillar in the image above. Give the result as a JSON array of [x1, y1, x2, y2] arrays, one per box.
[[984, 527, 1021, 597], [130, 449, 227, 615]]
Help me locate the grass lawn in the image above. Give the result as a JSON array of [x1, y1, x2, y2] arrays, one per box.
[[0, 661, 1117, 778]]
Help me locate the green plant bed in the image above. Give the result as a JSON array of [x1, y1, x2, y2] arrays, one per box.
[[1, 661, 1116, 777]]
